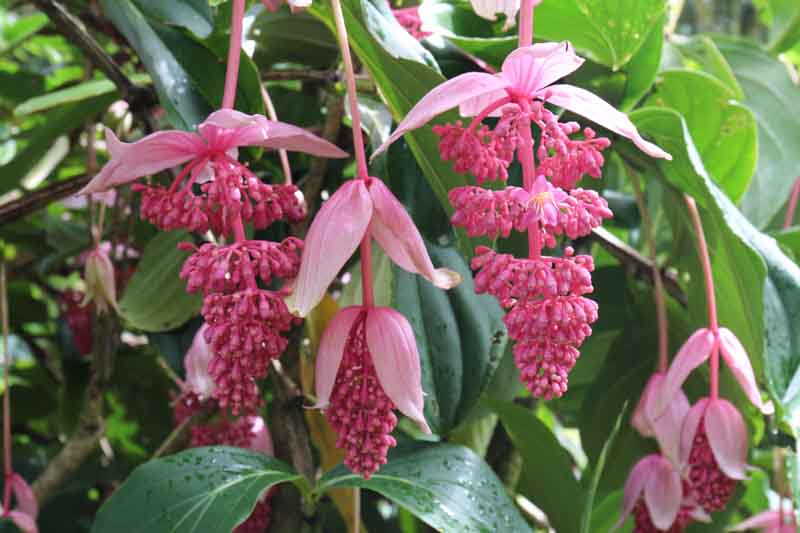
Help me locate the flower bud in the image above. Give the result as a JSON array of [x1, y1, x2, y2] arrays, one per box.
[[83, 247, 118, 314]]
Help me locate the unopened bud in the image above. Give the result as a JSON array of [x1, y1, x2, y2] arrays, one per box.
[[83, 247, 118, 314]]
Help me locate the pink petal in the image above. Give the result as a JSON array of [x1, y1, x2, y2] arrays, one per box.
[[458, 89, 513, 118], [184, 324, 215, 398], [368, 179, 461, 290], [79, 128, 204, 194], [365, 307, 431, 434], [730, 510, 781, 531], [469, 0, 521, 30], [680, 399, 709, 468], [631, 373, 661, 438], [718, 327, 769, 413], [643, 456, 682, 530], [10, 474, 37, 519], [501, 42, 585, 96], [7, 511, 37, 533], [200, 110, 346, 158], [650, 329, 715, 418], [246, 416, 274, 457], [287, 180, 372, 317], [618, 455, 658, 529], [544, 84, 672, 160], [374, 72, 511, 158], [315, 306, 363, 408], [261, 0, 283, 12], [259, 120, 348, 158], [651, 381, 691, 468], [704, 398, 748, 480]]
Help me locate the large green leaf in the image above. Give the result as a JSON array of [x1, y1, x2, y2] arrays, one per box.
[[419, 0, 666, 70], [316, 443, 531, 533], [131, 0, 214, 38], [100, 0, 212, 130], [645, 69, 757, 202], [310, 0, 481, 256], [119, 231, 202, 332], [92, 447, 304, 533], [489, 400, 585, 533], [15, 73, 151, 116], [619, 15, 664, 111], [713, 37, 800, 229], [630, 108, 800, 435], [250, 10, 339, 68]]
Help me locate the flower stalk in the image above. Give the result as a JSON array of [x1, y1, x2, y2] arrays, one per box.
[[222, 0, 246, 110]]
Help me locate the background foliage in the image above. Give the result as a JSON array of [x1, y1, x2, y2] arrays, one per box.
[[0, 0, 799, 531]]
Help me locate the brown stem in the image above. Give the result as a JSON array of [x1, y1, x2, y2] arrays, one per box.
[[589, 227, 687, 307], [32, 311, 118, 504], [0, 174, 91, 226]]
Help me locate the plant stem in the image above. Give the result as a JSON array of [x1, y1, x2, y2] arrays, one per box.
[[353, 488, 361, 533], [330, 0, 369, 181], [222, 0, 246, 110], [684, 196, 719, 398], [360, 235, 375, 307], [629, 171, 668, 373], [1, 263, 11, 513], [518, 0, 534, 47], [784, 176, 800, 229], [260, 84, 293, 185]]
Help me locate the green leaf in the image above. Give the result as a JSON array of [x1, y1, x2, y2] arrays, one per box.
[[714, 37, 800, 228], [489, 400, 585, 533], [0, 13, 48, 53], [14, 73, 151, 116], [630, 108, 800, 436], [251, 9, 339, 69], [671, 35, 743, 99], [619, 16, 664, 111], [765, 0, 800, 54], [131, 0, 215, 38], [645, 69, 757, 202], [92, 447, 304, 533], [0, 94, 116, 196], [316, 443, 531, 533], [581, 406, 627, 533], [311, 0, 485, 256], [100, 0, 212, 130], [119, 231, 202, 332], [775, 228, 800, 259], [535, 0, 668, 69], [393, 243, 508, 435]]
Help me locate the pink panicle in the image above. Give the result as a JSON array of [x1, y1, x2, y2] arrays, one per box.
[[685, 419, 737, 513], [203, 289, 294, 415], [325, 311, 398, 478], [449, 186, 530, 239], [632, 497, 694, 533], [180, 238, 302, 294]]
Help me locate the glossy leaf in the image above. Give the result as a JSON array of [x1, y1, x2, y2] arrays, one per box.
[[645, 69, 757, 202], [131, 0, 214, 38], [92, 447, 304, 533], [15, 74, 151, 116], [316, 443, 531, 533], [714, 37, 800, 228], [251, 9, 339, 69], [119, 231, 202, 332], [490, 400, 585, 532]]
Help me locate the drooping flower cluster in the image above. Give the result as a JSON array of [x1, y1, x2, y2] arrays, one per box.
[[81, 110, 346, 415], [376, 42, 670, 399], [393, 7, 430, 40], [172, 327, 277, 533]]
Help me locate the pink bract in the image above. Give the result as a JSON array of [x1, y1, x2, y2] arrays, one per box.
[[288, 178, 461, 317]]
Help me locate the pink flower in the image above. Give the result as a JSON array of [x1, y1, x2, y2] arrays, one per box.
[[731, 509, 797, 533], [80, 109, 346, 195], [375, 42, 671, 161], [183, 324, 216, 399], [288, 177, 461, 317], [651, 328, 771, 417], [2, 473, 38, 533], [617, 454, 707, 532], [315, 305, 430, 478], [83, 246, 118, 314], [393, 7, 430, 40], [681, 398, 748, 513], [260, 0, 310, 13], [631, 372, 690, 467]]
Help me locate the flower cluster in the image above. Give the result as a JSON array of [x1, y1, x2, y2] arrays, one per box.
[[376, 42, 669, 399], [81, 110, 345, 415], [172, 327, 277, 533]]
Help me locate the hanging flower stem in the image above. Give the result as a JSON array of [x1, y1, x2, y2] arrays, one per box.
[[629, 170, 668, 372], [518, 0, 535, 47], [1, 263, 11, 513], [222, 0, 245, 110], [685, 195, 719, 399], [260, 84, 293, 185]]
